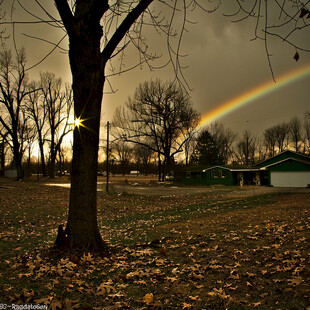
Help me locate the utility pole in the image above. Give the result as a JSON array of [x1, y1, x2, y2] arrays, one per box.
[[106, 121, 109, 192]]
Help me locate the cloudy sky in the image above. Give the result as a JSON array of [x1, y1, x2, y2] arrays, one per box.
[[2, 0, 310, 137]]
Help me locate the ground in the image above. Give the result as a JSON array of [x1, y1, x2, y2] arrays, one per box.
[[0, 175, 309, 309]]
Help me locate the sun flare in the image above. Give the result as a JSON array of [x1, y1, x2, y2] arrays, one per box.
[[74, 117, 82, 128]]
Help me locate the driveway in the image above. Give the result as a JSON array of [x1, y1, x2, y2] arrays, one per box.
[[109, 184, 310, 197]]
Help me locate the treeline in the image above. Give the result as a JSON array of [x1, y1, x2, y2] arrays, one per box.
[[107, 77, 310, 177], [190, 114, 310, 167], [2, 48, 309, 179], [0, 48, 73, 179], [102, 112, 310, 178]]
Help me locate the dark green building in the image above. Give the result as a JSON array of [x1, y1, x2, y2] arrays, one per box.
[[178, 150, 310, 188]]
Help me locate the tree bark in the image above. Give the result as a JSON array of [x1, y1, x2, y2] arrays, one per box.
[[56, 28, 107, 251]]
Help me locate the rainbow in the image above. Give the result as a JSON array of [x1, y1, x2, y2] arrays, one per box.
[[199, 64, 310, 128]]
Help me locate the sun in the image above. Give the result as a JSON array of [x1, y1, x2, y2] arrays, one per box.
[[74, 117, 82, 128]]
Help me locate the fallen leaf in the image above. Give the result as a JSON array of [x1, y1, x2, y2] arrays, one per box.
[[287, 277, 303, 286], [50, 300, 62, 310], [143, 293, 154, 305], [253, 302, 262, 307]]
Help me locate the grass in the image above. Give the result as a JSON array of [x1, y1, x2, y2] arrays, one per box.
[[0, 178, 309, 309]]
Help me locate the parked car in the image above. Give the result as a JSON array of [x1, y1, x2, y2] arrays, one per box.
[[165, 172, 174, 181]]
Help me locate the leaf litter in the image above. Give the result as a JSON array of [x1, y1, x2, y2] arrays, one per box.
[[0, 179, 309, 309]]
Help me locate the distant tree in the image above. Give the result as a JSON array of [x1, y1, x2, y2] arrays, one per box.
[[289, 116, 302, 152], [303, 112, 310, 155], [274, 123, 289, 153], [190, 129, 223, 166], [235, 130, 257, 166], [209, 122, 237, 164], [114, 80, 200, 181], [133, 143, 154, 175], [0, 47, 33, 179], [256, 136, 267, 162], [264, 127, 277, 157], [26, 81, 49, 177], [24, 120, 37, 175], [111, 139, 133, 176], [41, 72, 73, 178]]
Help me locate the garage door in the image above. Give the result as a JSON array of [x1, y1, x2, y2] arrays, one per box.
[[270, 171, 310, 187]]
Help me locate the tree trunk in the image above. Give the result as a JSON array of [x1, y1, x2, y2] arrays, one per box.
[[12, 135, 23, 180], [55, 34, 107, 252], [39, 142, 47, 177], [157, 153, 162, 182], [49, 133, 56, 178]]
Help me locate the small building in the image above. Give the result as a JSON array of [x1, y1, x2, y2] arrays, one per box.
[[177, 150, 310, 188], [254, 150, 310, 187]]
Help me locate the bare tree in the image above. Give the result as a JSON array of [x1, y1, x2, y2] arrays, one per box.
[[303, 112, 310, 155], [209, 122, 238, 164], [0, 47, 33, 179], [256, 135, 267, 162], [264, 127, 277, 157], [41, 72, 73, 178], [53, 84, 74, 175], [114, 80, 200, 181], [26, 81, 49, 177], [111, 139, 133, 176], [289, 116, 302, 152], [24, 119, 37, 175], [274, 123, 289, 153], [183, 132, 198, 166], [133, 143, 154, 175], [235, 130, 257, 166]]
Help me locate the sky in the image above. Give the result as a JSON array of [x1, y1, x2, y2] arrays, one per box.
[[2, 0, 310, 138]]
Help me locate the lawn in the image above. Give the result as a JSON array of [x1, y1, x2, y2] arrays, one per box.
[[0, 178, 309, 309]]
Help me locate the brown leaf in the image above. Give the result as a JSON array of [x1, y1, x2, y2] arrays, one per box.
[[50, 300, 62, 310], [64, 299, 80, 310], [143, 293, 154, 305], [182, 303, 192, 309], [97, 282, 115, 295], [287, 277, 303, 286], [294, 51, 300, 62], [253, 302, 262, 307], [300, 8, 309, 18], [34, 297, 51, 305]]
